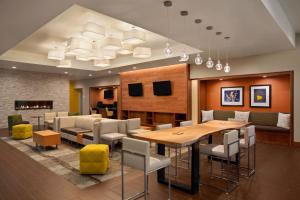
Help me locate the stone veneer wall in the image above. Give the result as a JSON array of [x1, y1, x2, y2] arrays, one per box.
[[0, 69, 69, 128]]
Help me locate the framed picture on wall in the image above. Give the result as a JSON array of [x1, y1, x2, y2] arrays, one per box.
[[250, 85, 271, 108], [221, 87, 244, 106]]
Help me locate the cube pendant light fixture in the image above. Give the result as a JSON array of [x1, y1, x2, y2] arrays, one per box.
[[82, 22, 105, 40], [123, 29, 146, 45], [117, 44, 133, 55], [48, 48, 65, 60], [103, 49, 116, 59], [69, 36, 92, 55], [102, 37, 122, 50]]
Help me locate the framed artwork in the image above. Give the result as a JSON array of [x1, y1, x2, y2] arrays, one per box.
[[221, 87, 244, 106], [250, 85, 271, 108]]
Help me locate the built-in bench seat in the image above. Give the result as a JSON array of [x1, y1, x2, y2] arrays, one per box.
[[205, 110, 291, 145]]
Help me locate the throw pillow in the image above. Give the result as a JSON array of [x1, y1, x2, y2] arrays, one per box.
[[277, 112, 290, 129], [201, 110, 214, 122], [234, 111, 250, 122]]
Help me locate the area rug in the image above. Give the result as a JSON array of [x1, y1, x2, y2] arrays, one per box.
[[1, 137, 133, 189]]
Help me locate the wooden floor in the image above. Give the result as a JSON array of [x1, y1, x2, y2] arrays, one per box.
[[1, 128, 300, 200]]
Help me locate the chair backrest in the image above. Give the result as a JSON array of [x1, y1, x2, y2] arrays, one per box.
[[7, 115, 23, 131], [180, 120, 192, 127], [99, 120, 119, 135], [223, 130, 239, 157], [44, 112, 56, 121], [118, 120, 127, 134], [156, 123, 172, 130], [245, 125, 256, 146], [122, 137, 150, 171], [57, 112, 68, 117], [127, 118, 141, 131]]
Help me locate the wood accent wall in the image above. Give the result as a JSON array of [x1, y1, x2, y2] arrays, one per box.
[[89, 87, 118, 107], [120, 64, 189, 114]]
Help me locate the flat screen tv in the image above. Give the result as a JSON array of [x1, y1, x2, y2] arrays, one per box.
[[153, 80, 172, 96], [104, 89, 114, 99], [128, 83, 143, 96]]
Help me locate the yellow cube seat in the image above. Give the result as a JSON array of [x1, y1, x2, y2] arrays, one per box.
[[12, 124, 33, 140], [80, 144, 109, 174]]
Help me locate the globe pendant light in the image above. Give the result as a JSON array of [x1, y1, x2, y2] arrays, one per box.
[[164, 42, 173, 57], [224, 62, 230, 73], [179, 11, 189, 62], [206, 57, 214, 68], [206, 26, 214, 68], [224, 36, 231, 73], [163, 1, 173, 57], [215, 60, 223, 70], [195, 53, 203, 65]]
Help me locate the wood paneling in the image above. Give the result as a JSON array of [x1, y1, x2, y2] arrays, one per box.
[[98, 88, 118, 104], [120, 64, 189, 114]]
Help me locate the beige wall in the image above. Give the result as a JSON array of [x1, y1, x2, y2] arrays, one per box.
[[190, 34, 300, 142]]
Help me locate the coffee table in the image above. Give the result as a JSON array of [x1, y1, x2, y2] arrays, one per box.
[[33, 130, 61, 149]]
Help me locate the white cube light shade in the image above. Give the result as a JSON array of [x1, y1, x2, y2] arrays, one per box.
[[123, 29, 146, 45], [69, 36, 93, 55], [117, 44, 133, 55], [94, 59, 110, 67], [57, 60, 71, 68], [102, 37, 122, 50], [133, 47, 151, 58], [103, 49, 116, 59], [82, 22, 105, 40], [88, 49, 103, 60], [48, 49, 65, 60], [76, 54, 91, 61]]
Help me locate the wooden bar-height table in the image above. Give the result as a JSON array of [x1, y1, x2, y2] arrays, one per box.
[[133, 120, 249, 194]]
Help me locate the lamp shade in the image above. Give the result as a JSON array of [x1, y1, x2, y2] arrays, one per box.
[[82, 22, 105, 40], [69, 36, 92, 55], [48, 49, 65, 60], [76, 54, 91, 61], [117, 44, 133, 55], [94, 59, 110, 67], [123, 29, 146, 45], [102, 37, 122, 50], [103, 50, 116, 59], [133, 47, 151, 58], [57, 60, 71, 68]]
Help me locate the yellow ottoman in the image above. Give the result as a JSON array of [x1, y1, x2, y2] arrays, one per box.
[[80, 144, 109, 174], [12, 124, 33, 140]]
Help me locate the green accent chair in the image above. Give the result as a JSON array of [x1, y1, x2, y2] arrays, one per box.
[[8, 115, 30, 133]]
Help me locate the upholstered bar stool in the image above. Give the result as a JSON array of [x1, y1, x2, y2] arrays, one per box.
[[121, 137, 171, 200], [200, 130, 240, 193], [239, 125, 256, 177]]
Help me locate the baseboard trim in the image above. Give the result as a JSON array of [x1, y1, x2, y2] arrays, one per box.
[[293, 142, 300, 147]]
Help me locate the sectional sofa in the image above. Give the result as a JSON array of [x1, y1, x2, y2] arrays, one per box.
[[202, 110, 292, 145]]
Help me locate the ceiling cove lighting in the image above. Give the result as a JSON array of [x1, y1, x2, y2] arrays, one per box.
[[48, 48, 65, 60], [57, 60, 71, 68], [94, 59, 110, 67], [82, 22, 105, 40], [102, 37, 122, 50], [123, 29, 146, 45], [69, 36, 92, 55], [117, 44, 133, 55], [133, 47, 151, 58], [163, 0, 173, 57]]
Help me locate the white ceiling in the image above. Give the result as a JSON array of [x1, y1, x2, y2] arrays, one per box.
[[0, 0, 299, 79]]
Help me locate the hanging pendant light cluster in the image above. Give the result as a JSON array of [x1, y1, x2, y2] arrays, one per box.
[[47, 21, 151, 69], [161, 1, 232, 73]]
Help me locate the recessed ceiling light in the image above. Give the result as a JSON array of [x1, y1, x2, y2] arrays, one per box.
[[89, 74, 92, 77], [219, 78, 223, 81], [64, 71, 68, 74], [11, 66, 17, 69], [132, 66, 137, 70], [262, 75, 267, 78], [108, 70, 112, 74]]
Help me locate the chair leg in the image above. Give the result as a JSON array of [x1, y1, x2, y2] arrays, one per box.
[[144, 171, 148, 200], [121, 151, 125, 200], [168, 166, 171, 200]]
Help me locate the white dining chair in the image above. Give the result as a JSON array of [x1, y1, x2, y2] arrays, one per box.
[[200, 130, 240, 193], [239, 125, 256, 177], [121, 137, 171, 200]]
